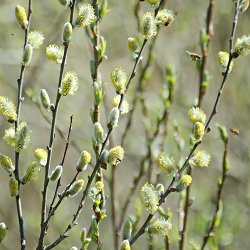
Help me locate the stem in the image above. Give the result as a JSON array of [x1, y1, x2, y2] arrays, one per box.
[[14, 1, 32, 249], [200, 140, 229, 249], [37, 2, 76, 249], [129, 1, 241, 246], [47, 115, 74, 220]]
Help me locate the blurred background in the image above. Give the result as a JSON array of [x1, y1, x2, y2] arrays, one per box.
[[0, 0, 250, 249]]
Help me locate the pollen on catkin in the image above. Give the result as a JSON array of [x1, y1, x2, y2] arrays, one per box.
[[234, 35, 250, 57], [40, 89, 51, 111], [28, 31, 44, 49], [108, 146, 125, 166], [15, 5, 28, 29], [95, 181, 104, 191], [176, 174, 192, 191], [158, 152, 175, 174], [68, 179, 85, 197], [46, 44, 64, 64], [34, 148, 48, 166], [189, 150, 211, 168], [120, 240, 131, 250], [147, 218, 172, 236], [218, 51, 234, 73], [74, 4, 96, 27], [156, 9, 176, 27], [188, 107, 206, 124], [22, 162, 39, 184], [0, 154, 15, 174], [0, 222, 8, 243], [9, 177, 18, 197], [111, 67, 128, 94], [76, 151, 91, 172], [3, 127, 16, 147], [140, 183, 159, 213], [0, 96, 17, 121], [15, 122, 31, 152], [60, 71, 78, 96], [140, 12, 157, 39], [193, 122, 205, 141]]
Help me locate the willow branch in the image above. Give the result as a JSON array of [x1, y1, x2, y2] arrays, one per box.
[[130, 2, 241, 245], [200, 139, 229, 249], [37, 1, 76, 249], [14, 1, 32, 249]]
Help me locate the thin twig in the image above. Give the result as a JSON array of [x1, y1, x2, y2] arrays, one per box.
[[14, 1, 32, 249], [129, 1, 241, 246], [47, 115, 74, 219], [200, 138, 229, 249], [36, 1, 76, 249]]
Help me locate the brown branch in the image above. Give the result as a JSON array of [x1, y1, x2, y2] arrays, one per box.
[[14, 1, 32, 249], [36, 1, 76, 249], [200, 139, 229, 249]]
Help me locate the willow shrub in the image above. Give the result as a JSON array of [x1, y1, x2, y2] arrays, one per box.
[[0, 0, 249, 249]]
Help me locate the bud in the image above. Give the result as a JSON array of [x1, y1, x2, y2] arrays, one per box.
[[110, 67, 128, 94], [113, 95, 129, 114], [176, 175, 192, 191], [156, 9, 176, 27], [240, 0, 249, 13], [22, 162, 39, 184], [60, 71, 78, 96], [40, 89, 51, 111], [234, 35, 250, 57], [156, 183, 165, 198], [76, 151, 91, 172], [22, 44, 33, 66], [94, 122, 104, 143], [15, 5, 28, 29], [99, 149, 109, 168], [94, 85, 103, 105], [108, 107, 120, 128], [122, 218, 132, 240], [0, 96, 17, 121], [120, 240, 131, 250], [28, 31, 44, 49], [0, 223, 8, 243], [62, 22, 73, 43], [46, 44, 64, 64], [216, 124, 229, 144], [108, 146, 125, 166], [74, 4, 96, 27], [0, 154, 15, 174], [140, 183, 159, 213], [3, 127, 16, 147], [34, 148, 47, 166], [140, 12, 157, 39], [68, 179, 85, 197], [218, 51, 234, 73], [71, 247, 78, 250], [189, 150, 211, 168], [80, 228, 91, 249], [15, 122, 31, 152], [49, 165, 63, 182], [128, 37, 139, 52], [193, 122, 205, 141], [158, 153, 175, 174], [188, 107, 206, 124], [9, 177, 18, 197], [147, 218, 172, 236], [96, 181, 104, 191]]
